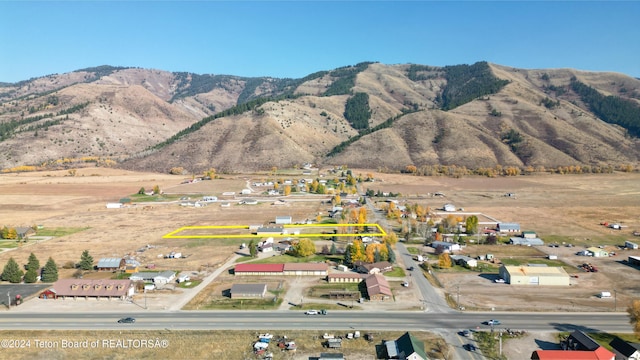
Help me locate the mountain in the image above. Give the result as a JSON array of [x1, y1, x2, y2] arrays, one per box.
[[1, 62, 639, 174]]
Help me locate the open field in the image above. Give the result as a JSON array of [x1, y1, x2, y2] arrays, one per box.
[[1, 168, 640, 312], [1, 168, 640, 358], [0, 329, 446, 360]]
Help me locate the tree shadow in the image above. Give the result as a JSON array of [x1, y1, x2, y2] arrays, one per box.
[[534, 339, 562, 350]]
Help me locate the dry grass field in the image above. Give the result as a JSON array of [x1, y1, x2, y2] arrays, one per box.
[[0, 329, 447, 360], [1, 167, 640, 358]]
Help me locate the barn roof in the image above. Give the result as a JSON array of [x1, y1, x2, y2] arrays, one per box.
[[96, 258, 122, 268], [234, 263, 284, 273], [284, 263, 327, 271]]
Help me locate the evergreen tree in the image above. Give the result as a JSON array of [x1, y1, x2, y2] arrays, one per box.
[[374, 247, 381, 263], [344, 244, 352, 265], [41, 257, 58, 282], [24, 268, 38, 283], [330, 242, 337, 255], [386, 243, 396, 263], [26, 252, 40, 272], [1, 257, 23, 283], [248, 240, 257, 258], [79, 250, 94, 271]]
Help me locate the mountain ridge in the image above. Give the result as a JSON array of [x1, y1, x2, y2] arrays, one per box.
[[1, 61, 639, 174]]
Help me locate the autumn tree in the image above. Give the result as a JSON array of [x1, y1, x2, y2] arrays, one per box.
[[41, 257, 58, 282], [628, 299, 640, 337], [349, 240, 366, 262], [383, 231, 398, 245], [465, 215, 479, 235], [283, 185, 291, 196], [365, 244, 376, 263], [438, 252, 452, 269], [332, 195, 342, 205], [152, 185, 161, 194], [293, 238, 316, 257], [205, 167, 216, 178]]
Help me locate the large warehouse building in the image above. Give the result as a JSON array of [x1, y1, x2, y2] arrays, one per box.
[[499, 265, 570, 286]]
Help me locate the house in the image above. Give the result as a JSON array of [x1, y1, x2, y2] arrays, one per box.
[[327, 273, 364, 283], [510, 237, 545, 246], [15, 226, 35, 240], [430, 241, 461, 253], [443, 204, 456, 212], [385, 332, 428, 360], [129, 270, 176, 285], [275, 216, 292, 224], [587, 247, 609, 257], [499, 265, 570, 286], [353, 261, 393, 274], [96, 258, 125, 272], [522, 231, 538, 239], [326, 338, 342, 349], [531, 349, 615, 360], [229, 283, 268, 299], [609, 336, 640, 360], [240, 199, 258, 205], [497, 222, 521, 233], [256, 226, 284, 236], [532, 331, 616, 359], [40, 279, 134, 300], [364, 274, 392, 301], [449, 255, 478, 268], [625, 241, 639, 250], [124, 258, 140, 273]]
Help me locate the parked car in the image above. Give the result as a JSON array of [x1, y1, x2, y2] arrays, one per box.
[[461, 329, 471, 337], [117, 317, 135, 323], [407, 266, 415, 271], [494, 278, 506, 283], [305, 310, 319, 315], [485, 319, 501, 325], [465, 343, 477, 351]]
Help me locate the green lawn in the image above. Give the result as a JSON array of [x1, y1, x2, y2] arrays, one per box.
[[36, 227, 89, 237]]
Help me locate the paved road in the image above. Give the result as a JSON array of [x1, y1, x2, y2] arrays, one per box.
[[0, 311, 631, 332]]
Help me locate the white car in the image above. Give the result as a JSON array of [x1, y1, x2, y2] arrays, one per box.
[[305, 310, 319, 315], [494, 278, 506, 283]]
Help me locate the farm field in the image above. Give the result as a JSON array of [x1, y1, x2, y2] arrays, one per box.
[[1, 168, 640, 359], [1, 168, 639, 313]]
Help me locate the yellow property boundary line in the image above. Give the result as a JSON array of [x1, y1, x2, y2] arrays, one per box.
[[163, 223, 387, 239]]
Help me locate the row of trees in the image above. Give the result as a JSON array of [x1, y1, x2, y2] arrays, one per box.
[[1, 253, 58, 283], [400, 163, 632, 178]]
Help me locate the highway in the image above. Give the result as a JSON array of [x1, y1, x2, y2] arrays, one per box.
[[0, 311, 632, 332]]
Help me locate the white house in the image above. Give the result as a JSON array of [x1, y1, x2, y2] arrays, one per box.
[[431, 241, 461, 252], [443, 204, 456, 212]]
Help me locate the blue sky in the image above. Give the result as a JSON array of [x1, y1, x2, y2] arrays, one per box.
[[1, 1, 639, 83]]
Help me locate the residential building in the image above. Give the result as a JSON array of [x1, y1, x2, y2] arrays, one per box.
[[96, 258, 125, 272], [385, 332, 428, 360]]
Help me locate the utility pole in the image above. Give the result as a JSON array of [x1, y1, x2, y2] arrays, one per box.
[[456, 284, 460, 309], [7, 291, 10, 309], [144, 288, 147, 310], [499, 330, 503, 355], [614, 289, 617, 312]]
